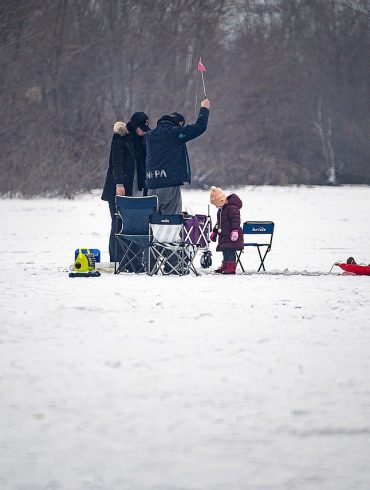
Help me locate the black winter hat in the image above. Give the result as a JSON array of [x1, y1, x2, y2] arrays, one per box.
[[169, 112, 185, 126], [129, 112, 150, 132]]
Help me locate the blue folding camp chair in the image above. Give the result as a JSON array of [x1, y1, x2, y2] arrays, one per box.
[[114, 196, 158, 274], [236, 221, 275, 272]]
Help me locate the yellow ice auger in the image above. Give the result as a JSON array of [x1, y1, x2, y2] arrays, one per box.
[[74, 248, 96, 272], [69, 248, 100, 278]]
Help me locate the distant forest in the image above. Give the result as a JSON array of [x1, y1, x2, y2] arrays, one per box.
[[1, 0, 369, 195]]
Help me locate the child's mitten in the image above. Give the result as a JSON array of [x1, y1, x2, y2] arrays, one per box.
[[230, 230, 239, 241], [210, 231, 217, 242]]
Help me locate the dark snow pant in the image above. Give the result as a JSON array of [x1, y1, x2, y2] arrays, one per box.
[[109, 201, 121, 263], [222, 249, 237, 261], [108, 201, 144, 272]]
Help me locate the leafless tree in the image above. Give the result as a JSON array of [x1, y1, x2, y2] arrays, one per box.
[[0, 0, 369, 195]]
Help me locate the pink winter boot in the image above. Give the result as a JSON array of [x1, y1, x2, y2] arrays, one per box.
[[214, 261, 226, 273], [222, 261, 236, 275]]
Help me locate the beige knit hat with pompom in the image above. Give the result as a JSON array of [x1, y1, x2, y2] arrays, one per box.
[[210, 186, 227, 207]]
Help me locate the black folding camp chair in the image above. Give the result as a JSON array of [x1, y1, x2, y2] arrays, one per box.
[[148, 214, 199, 276], [114, 196, 158, 274], [236, 221, 275, 272]]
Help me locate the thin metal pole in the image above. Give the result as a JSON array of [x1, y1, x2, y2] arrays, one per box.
[[194, 74, 199, 116], [201, 71, 207, 98]]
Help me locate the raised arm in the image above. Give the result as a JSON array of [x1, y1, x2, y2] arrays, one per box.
[[174, 99, 210, 144]]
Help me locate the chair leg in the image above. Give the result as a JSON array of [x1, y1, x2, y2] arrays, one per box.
[[236, 251, 245, 273], [148, 246, 164, 275], [147, 247, 152, 275], [189, 261, 199, 276], [125, 246, 145, 273], [153, 249, 165, 275], [114, 214, 118, 274], [148, 243, 199, 276], [116, 243, 129, 274], [257, 246, 269, 272], [187, 246, 199, 276], [116, 237, 128, 274], [116, 238, 144, 274], [148, 246, 162, 276]]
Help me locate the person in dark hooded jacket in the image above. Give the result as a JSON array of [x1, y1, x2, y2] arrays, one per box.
[[145, 99, 210, 214], [101, 112, 150, 264], [210, 186, 243, 275]]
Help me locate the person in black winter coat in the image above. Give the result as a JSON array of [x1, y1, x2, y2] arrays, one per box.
[[101, 112, 150, 263], [145, 99, 210, 214]]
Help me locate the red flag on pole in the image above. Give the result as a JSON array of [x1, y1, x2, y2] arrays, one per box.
[[197, 57, 206, 72]]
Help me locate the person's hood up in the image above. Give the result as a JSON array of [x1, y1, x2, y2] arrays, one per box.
[[227, 194, 242, 209], [113, 121, 129, 135], [157, 112, 185, 127]]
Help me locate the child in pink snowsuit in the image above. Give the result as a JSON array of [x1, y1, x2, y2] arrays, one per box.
[[210, 186, 243, 275]]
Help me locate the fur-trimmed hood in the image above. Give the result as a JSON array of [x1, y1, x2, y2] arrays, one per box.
[[113, 121, 129, 135]]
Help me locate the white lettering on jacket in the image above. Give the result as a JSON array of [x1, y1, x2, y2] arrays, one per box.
[[146, 170, 167, 179]]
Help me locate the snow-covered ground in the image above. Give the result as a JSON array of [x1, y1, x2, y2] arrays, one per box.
[[0, 186, 370, 490]]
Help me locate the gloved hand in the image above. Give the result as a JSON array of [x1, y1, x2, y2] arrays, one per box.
[[210, 231, 217, 242], [230, 230, 239, 241]]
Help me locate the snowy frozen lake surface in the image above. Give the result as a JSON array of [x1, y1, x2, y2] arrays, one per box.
[[1, 186, 370, 490]]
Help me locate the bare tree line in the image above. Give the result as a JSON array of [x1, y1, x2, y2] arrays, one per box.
[[0, 0, 369, 196]]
